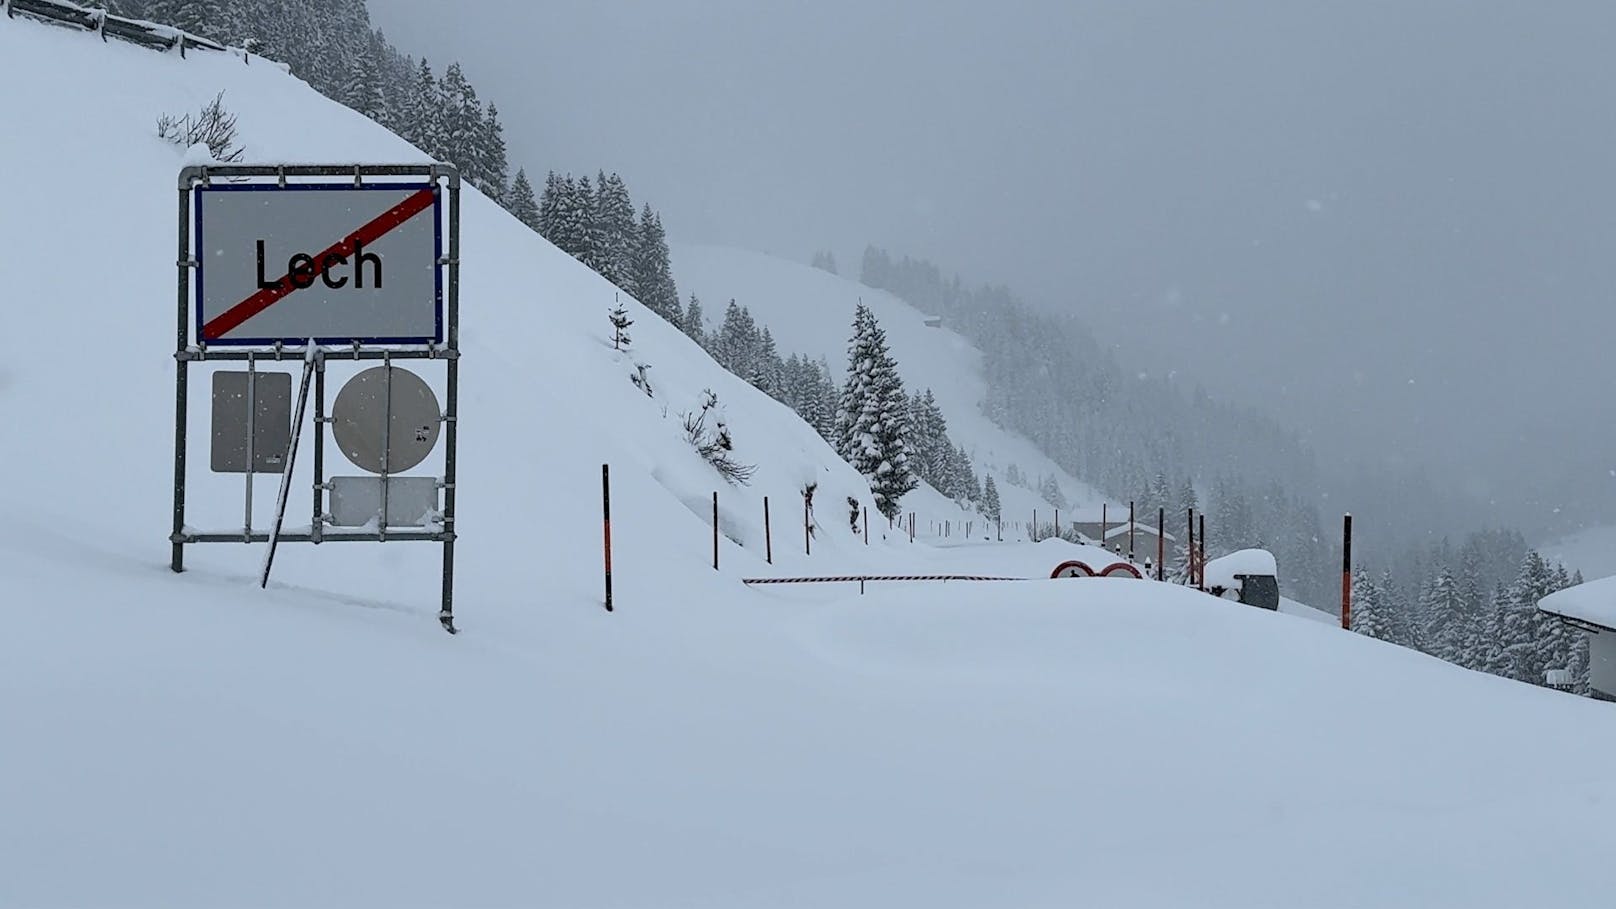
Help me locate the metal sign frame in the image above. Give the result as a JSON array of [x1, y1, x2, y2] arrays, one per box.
[[170, 163, 462, 633]]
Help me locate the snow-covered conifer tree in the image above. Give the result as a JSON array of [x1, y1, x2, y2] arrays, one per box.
[[592, 172, 637, 288], [608, 298, 633, 351], [836, 304, 916, 519], [982, 474, 1002, 522]]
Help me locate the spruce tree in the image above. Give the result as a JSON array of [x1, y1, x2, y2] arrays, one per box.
[[715, 301, 758, 377], [814, 357, 839, 441], [548, 174, 594, 262], [403, 59, 445, 159], [538, 171, 562, 240], [751, 327, 783, 398], [629, 205, 680, 321], [506, 168, 540, 232], [836, 304, 917, 519], [1479, 582, 1512, 676], [681, 295, 706, 343], [954, 444, 980, 503], [1038, 475, 1068, 510], [438, 63, 483, 183], [608, 298, 633, 350], [478, 103, 510, 203], [350, 38, 388, 124], [1494, 552, 1554, 683], [1173, 477, 1198, 523], [1379, 569, 1414, 647], [918, 390, 951, 486], [592, 172, 637, 288], [982, 474, 1002, 522], [1142, 471, 1171, 518], [574, 174, 602, 271], [1419, 568, 1465, 663], [1350, 568, 1393, 641]]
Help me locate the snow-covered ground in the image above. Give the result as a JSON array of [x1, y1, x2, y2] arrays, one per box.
[[674, 244, 1109, 532], [4, 14, 1616, 908]]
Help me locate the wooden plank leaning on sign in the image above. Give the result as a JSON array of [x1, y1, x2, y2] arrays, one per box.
[[260, 341, 317, 588]]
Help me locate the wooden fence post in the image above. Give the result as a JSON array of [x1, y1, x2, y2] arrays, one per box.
[[764, 496, 772, 565], [713, 491, 719, 570]]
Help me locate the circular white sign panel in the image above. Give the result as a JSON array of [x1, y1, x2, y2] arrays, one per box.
[[331, 366, 441, 474]]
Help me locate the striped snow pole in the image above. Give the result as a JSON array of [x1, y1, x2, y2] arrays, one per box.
[[602, 464, 613, 611]]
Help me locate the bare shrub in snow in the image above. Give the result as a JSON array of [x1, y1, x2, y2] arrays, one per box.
[[682, 389, 754, 485], [157, 91, 244, 162], [629, 362, 654, 398]]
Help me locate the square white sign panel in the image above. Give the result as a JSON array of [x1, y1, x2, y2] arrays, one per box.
[[328, 476, 440, 529]]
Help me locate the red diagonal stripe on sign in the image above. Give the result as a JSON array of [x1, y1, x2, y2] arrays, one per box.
[[202, 186, 436, 340]]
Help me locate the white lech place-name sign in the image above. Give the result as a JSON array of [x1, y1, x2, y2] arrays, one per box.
[[194, 183, 442, 345]]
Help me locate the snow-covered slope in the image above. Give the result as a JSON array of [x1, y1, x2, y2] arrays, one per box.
[[675, 244, 1107, 532], [1543, 523, 1616, 581], [5, 16, 1616, 908], [0, 16, 901, 595]]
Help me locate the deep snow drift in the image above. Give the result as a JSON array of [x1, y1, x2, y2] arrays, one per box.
[[4, 15, 1616, 909]]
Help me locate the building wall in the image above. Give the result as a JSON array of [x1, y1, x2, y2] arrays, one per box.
[[1591, 630, 1616, 699]]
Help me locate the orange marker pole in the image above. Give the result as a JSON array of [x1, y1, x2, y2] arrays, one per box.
[[602, 464, 613, 612]]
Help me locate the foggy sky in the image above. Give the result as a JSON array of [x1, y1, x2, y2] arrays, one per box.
[[370, 0, 1616, 530]]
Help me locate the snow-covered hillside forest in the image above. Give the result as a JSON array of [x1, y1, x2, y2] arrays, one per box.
[[86, 0, 1596, 695]]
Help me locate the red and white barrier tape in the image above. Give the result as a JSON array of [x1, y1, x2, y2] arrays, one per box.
[[742, 574, 1026, 585]]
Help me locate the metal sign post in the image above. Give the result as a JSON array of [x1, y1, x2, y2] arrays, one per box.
[[170, 164, 462, 634]]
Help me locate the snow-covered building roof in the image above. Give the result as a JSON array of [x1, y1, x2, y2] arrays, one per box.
[[1060, 506, 1130, 524], [1204, 549, 1278, 592], [1101, 521, 1176, 542], [1539, 574, 1616, 632]]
